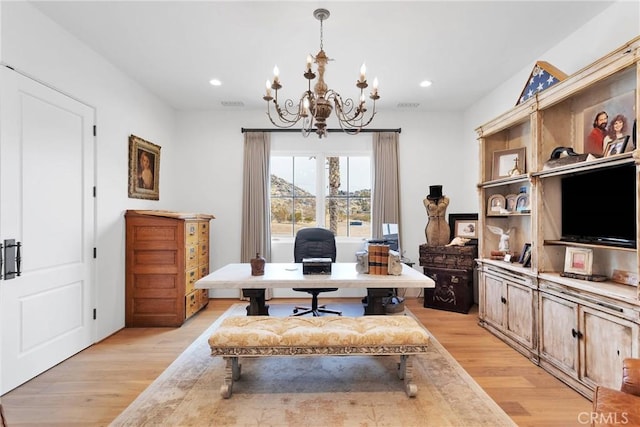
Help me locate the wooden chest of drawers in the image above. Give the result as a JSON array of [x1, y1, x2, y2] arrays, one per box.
[[125, 210, 214, 327], [419, 244, 477, 314]]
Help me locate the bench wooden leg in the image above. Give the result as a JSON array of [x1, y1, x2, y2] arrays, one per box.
[[221, 357, 241, 398], [398, 355, 418, 397]]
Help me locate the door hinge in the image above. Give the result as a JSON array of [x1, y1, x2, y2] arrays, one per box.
[[93, 248, 97, 258], [93, 308, 97, 320], [93, 125, 97, 136]]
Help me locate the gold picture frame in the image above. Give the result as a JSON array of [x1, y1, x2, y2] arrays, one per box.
[[492, 147, 526, 180], [128, 134, 160, 200]]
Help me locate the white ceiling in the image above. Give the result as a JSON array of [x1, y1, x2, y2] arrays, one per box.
[[31, 1, 615, 113]]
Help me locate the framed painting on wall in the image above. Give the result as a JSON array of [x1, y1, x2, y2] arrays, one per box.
[[128, 134, 161, 200]]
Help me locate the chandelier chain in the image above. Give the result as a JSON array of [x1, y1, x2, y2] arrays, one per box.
[[319, 16, 324, 51]]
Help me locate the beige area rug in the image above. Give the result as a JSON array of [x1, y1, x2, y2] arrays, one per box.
[[111, 303, 515, 427]]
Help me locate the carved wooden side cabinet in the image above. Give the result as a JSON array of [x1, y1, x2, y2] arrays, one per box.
[[125, 210, 214, 327], [419, 244, 477, 314]]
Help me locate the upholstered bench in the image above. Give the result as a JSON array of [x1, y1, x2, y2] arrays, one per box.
[[208, 315, 430, 398]]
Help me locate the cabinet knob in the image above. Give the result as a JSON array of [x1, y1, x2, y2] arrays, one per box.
[[500, 296, 507, 304], [571, 328, 583, 339]]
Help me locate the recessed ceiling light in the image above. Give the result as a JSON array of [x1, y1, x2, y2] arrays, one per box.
[[397, 102, 420, 109], [209, 79, 222, 86], [419, 80, 432, 88]]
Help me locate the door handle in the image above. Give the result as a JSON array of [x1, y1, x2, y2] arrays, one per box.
[[4, 239, 22, 280], [571, 328, 583, 339]]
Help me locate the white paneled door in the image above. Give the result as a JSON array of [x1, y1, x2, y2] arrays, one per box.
[[0, 67, 95, 394]]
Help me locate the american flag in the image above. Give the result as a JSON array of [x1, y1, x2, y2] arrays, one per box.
[[517, 61, 565, 105]]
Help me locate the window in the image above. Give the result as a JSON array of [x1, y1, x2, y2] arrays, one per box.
[[270, 154, 371, 238]]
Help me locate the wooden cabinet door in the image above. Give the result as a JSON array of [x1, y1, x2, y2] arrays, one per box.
[[481, 272, 505, 329], [505, 281, 535, 349], [580, 306, 638, 390], [539, 293, 579, 379]]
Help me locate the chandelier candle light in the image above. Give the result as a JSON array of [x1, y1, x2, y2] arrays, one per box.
[[263, 8, 380, 138]]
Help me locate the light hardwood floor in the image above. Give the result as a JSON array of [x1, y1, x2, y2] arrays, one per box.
[[1, 297, 591, 426]]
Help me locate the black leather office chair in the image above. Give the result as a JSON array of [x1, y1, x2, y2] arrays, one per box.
[[292, 227, 342, 316]]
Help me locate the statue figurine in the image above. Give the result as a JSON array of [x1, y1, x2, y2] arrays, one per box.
[[424, 185, 450, 246], [487, 226, 513, 252]]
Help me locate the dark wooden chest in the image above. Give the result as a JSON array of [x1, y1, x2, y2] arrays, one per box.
[[419, 244, 476, 270], [419, 244, 477, 314]]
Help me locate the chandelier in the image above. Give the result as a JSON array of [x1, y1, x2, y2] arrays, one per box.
[[262, 8, 380, 138]]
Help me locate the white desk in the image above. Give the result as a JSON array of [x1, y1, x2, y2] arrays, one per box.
[[196, 262, 434, 315]]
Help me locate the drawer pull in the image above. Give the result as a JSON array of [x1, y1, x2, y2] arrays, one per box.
[[596, 301, 624, 313]]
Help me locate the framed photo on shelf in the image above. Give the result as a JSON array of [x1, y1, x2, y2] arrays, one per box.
[[128, 134, 161, 200], [492, 147, 526, 180], [448, 213, 479, 244], [518, 243, 531, 264], [604, 135, 629, 157], [487, 194, 506, 215], [563, 247, 593, 276], [515, 193, 530, 212], [582, 90, 635, 156], [505, 194, 518, 212]]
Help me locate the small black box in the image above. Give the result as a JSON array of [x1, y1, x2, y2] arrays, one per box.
[[302, 258, 332, 275]]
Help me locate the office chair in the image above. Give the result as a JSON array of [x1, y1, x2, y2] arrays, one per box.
[[292, 227, 342, 316]]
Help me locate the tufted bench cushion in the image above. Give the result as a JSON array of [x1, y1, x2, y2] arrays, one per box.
[[209, 315, 430, 351], [208, 315, 430, 398]]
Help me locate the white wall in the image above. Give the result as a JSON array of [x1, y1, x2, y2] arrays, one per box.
[[1, 2, 176, 340], [172, 108, 471, 298]]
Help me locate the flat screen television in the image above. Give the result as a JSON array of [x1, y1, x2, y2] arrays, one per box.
[[561, 164, 636, 248]]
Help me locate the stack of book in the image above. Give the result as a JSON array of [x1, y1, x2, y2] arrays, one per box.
[[368, 244, 390, 275]]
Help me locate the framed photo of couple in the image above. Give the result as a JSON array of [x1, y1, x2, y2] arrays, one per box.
[[583, 91, 635, 157]]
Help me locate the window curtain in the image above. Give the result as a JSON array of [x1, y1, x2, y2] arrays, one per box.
[[372, 132, 401, 241], [240, 132, 272, 299]]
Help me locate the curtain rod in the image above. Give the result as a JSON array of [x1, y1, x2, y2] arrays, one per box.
[[241, 128, 401, 134]]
